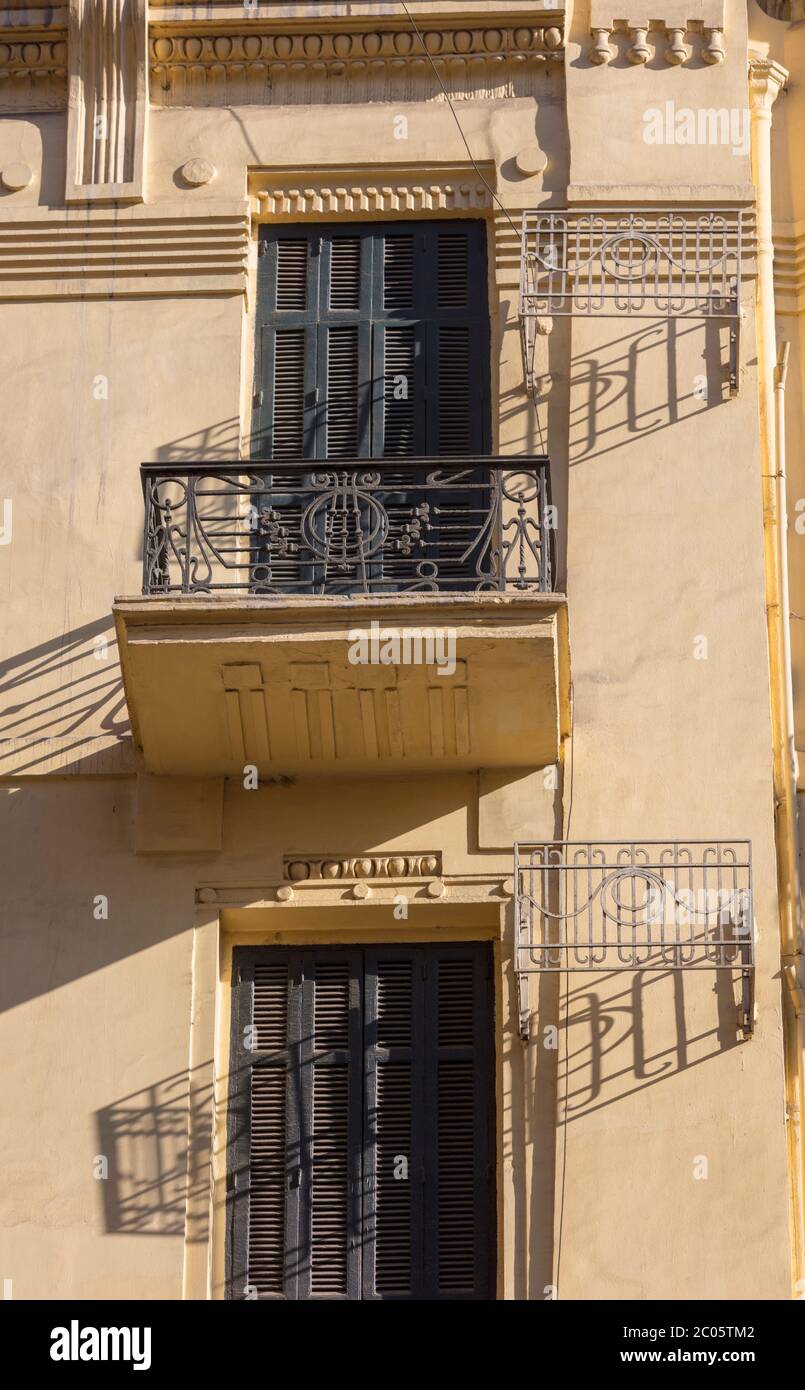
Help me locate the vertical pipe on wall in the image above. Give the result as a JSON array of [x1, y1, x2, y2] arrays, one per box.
[[749, 53, 805, 1296]]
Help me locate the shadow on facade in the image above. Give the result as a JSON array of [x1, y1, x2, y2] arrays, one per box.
[[514, 964, 743, 1296], [95, 1067, 215, 1238], [558, 966, 741, 1121], [0, 614, 131, 776], [569, 317, 726, 464], [154, 417, 243, 463]]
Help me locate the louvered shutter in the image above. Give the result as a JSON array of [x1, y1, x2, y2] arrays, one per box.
[[254, 222, 489, 461], [228, 951, 299, 1299], [228, 948, 363, 1300], [363, 944, 494, 1300], [229, 944, 494, 1300], [427, 948, 494, 1298], [362, 951, 424, 1299]]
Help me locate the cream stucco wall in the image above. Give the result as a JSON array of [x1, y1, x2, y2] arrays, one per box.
[[0, 0, 797, 1300]]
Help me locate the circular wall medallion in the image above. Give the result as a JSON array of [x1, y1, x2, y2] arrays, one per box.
[[179, 158, 217, 188], [514, 145, 547, 178], [1, 163, 32, 192]]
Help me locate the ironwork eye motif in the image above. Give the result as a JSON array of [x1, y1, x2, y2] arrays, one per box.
[[301, 475, 389, 566], [601, 233, 658, 282], [501, 470, 540, 504], [600, 867, 667, 925]]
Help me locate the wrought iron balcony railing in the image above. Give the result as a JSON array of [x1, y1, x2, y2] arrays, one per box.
[[520, 207, 745, 395], [514, 840, 755, 1039], [141, 459, 554, 597]]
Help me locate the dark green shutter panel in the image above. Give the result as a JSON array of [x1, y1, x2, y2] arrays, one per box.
[[433, 954, 491, 1295], [272, 330, 306, 457], [328, 234, 362, 308], [383, 233, 415, 309], [323, 326, 360, 458], [381, 326, 418, 456], [247, 962, 289, 1295], [228, 948, 363, 1300], [305, 956, 362, 1299], [436, 326, 472, 454], [254, 222, 489, 461], [363, 954, 421, 1298], [275, 238, 308, 309], [363, 945, 494, 1300], [229, 944, 494, 1300]]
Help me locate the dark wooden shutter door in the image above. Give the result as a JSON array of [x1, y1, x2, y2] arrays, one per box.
[[362, 951, 424, 1298], [228, 952, 298, 1299], [228, 948, 363, 1300], [363, 945, 494, 1300], [428, 949, 494, 1297], [254, 222, 489, 462], [229, 943, 494, 1300]]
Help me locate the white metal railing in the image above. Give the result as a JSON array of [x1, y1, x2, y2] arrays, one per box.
[[514, 840, 754, 1039]]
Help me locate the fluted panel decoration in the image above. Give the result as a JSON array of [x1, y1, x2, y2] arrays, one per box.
[[66, 0, 147, 202]]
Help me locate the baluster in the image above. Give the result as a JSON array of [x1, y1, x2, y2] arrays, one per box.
[[665, 28, 688, 65], [702, 28, 725, 65], [627, 26, 651, 64], [590, 27, 614, 65]]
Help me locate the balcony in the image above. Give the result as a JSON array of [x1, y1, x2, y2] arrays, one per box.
[[519, 207, 745, 396], [514, 840, 755, 1038], [114, 459, 569, 778]]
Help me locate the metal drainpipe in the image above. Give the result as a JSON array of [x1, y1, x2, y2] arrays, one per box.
[[749, 52, 805, 1295], [776, 339, 805, 1297]]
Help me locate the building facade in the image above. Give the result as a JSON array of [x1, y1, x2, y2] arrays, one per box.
[[1, 0, 804, 1300]]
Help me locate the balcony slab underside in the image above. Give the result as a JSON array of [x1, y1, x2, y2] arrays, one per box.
[[114, 592, 569, 778]]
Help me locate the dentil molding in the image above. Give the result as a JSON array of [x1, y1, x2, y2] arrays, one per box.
[[249, 162, 497, 219]]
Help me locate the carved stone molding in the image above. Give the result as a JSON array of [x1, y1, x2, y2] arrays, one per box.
[[0, 35, 67, 112], [748, 55, 788, 113], [588, 20, 725, 66], [250, 162, 496, 220], [65, 0, 148, 203], [588, 3, 726, 65], [150, 21, 564, 107], [219, 648, 474, 766], [284, 853, 442, 882]]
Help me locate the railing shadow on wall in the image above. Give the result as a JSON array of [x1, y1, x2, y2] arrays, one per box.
[[568, 317, 727, 464], [0, 614, 129, 776], [514, 959, 745, 1298], [154, 417, 243, 464], [557, 964, 742, 1121], [95, 1067, 215, 1238]]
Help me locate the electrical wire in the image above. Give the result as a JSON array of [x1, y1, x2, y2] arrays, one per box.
[[397, 1, 549, 450], [397, 1, 523, 242]]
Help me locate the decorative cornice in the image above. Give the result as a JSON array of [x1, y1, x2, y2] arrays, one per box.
[[0, 13, 567, 115], [249, 162, 496, 219], [284, 853, 442, 882], [150, 21, 564, 107], [588, 19, 725, 67], [0, 33, 67, 111]]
